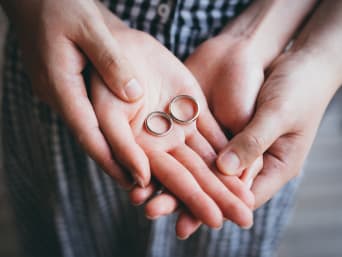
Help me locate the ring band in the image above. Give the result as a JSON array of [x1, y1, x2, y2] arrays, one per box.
[[145, 111, 173, 137], [168, 95, 200, 124]]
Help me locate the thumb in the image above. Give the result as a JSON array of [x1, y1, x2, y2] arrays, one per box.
[[217, 108, 286, 176], [76, 15, 143, 102]]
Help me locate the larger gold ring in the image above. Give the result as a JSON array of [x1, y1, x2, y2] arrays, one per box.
[[145, 111, 173, 137], [168, 95, 200, 124]]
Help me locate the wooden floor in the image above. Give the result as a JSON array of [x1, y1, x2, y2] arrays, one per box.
[[0, 8, 341, 257]]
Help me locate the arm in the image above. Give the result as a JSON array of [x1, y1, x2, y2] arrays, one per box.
[[132, 0, 318, 238], [217, 0, 342, 207], [187, 0, 318, 137], [90, 26, 255, 230], [0, 0, 149, 187], [221, 0, 319, 66]]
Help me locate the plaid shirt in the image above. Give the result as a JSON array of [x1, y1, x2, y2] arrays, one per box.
[[103, 0, 251, 59], [2, 1, 300, 257]]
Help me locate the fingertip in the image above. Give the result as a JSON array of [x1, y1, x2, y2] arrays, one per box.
[[129, 184, 155, 206], [176, 212, 202, 240], [133, 152, 151, 187], [145, 194, 178, 219], [123, 78, 144, 102], [145, 205, 160, 220], [216, 150, 243, 176], [237, 207, 254, 229], [241, 223, 254, 230]]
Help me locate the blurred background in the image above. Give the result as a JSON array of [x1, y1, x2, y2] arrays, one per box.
[[0, 7, 341, 257]]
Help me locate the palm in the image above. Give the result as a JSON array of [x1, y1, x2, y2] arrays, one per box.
[[91, 28, 254, 229]]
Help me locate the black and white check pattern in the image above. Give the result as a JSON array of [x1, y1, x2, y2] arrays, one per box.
[[1, 1, 300, 257]]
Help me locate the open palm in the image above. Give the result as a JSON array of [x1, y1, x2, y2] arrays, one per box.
[[91, 27, 254, 230]]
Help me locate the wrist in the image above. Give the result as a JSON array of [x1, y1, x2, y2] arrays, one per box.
[[289, 1, 342, 91], [219, 0, 317, 67]]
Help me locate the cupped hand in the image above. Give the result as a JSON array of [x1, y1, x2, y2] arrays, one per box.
[[185, 0, 317, 177], [216, 0, 342, 208], [90, 26, 255, 230], [171, 0, 317, 238], [2, 0, 147, 188]]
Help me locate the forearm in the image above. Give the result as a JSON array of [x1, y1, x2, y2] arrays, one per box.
[[220, 0, 318, 66], [290, 0, 342, 91]]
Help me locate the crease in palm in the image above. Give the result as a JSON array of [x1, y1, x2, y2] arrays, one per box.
[[91, 28, 256, 231]]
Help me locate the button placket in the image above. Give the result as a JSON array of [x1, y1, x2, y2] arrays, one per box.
[[157, 0, 173, 23]]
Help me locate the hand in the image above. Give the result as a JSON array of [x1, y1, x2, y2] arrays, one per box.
[[216, 0, 342, 208], [90, 26, 255, 230], [186, 0, 317, 175], [0, 0, 147, 188], [131, 0, 318, 239], [165, 0, 317, 238]]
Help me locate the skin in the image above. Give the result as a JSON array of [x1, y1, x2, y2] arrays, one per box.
[[137, 0, 318, 238], [141, 0, 342, 232], [4, 0, 341, 241], [90, 24, 255, 229], [217, 0, 342, 208], [0, 0, 148, 188], [0, 0, 257, 230]]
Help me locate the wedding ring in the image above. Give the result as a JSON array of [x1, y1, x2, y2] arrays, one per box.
[[145, 111, 173, 137], [168, 95, 200, 124]]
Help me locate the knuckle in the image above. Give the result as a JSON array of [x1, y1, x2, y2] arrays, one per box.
[[99, 51, 118, 75], [183, 188, 204, 207], [202, 150, 217, 166], [243, 133, 265, 157]]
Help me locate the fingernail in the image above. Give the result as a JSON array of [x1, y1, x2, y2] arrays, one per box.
[[131, 200, 144, 206], [219, 151, 240, 175], [133, 174, 145, 188], [124, 78, 143, 101], [246, 178, 253, 189], [177, 235, 189, 240], [146, 214, 160, 220], [213, 224, 223, 231], [241, 223, 253, 230]]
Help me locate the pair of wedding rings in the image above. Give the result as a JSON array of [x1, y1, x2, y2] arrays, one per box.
[[145, 95, 200, 137]]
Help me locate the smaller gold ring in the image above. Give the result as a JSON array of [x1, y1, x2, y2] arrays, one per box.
[[168, 95, 200, 124], [145, 111, 173, 137]]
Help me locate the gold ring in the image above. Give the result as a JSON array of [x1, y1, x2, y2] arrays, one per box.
[[168, 95, 200, 124], [144, 111, 173, 137]]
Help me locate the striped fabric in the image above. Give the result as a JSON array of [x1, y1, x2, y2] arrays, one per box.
[[1, 1, 300, 257]]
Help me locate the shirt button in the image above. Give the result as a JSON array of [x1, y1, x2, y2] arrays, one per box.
[[158, 3, 171, 23]]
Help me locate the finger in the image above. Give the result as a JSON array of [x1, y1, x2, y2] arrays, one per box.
[[54, 75, 132, 189], [129, 183, 156, 206], [149, 151, 223, 228], [176, 210, 202, 240], [216, 106, 286, 176], [76, 12, 143, 102], [197, 110, 228, 153], [186, 131, 255, 208], [213, 173, 255, 210], [240, 156, 264, 189], [91, 72, 150, 187], [184, 131, 255, 209], [145, 192, 179, 220], [144, 192, 203, 238], [144, 178, 254, 222], [251, 136, 304, 209], [251, 155, 292, 209], [185, 131, 217, 167], [171, 146, 253, 228]]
